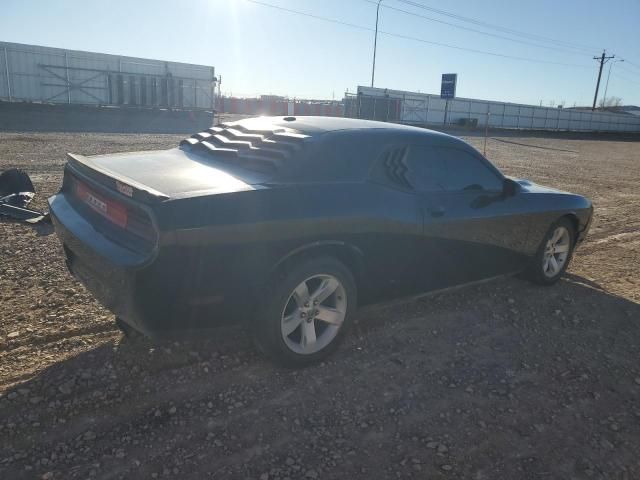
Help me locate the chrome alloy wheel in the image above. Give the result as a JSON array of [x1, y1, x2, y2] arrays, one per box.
[[543, 226, 571, 278], [280, 274, 347, 355]]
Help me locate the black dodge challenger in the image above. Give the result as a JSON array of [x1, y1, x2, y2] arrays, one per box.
[[49, 116, 593, 365]]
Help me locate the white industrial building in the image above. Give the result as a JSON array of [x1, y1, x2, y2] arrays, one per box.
[[0, 41, 216, 110]]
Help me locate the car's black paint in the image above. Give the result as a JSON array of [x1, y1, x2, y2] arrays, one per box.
[[49, 116, 593, 337]]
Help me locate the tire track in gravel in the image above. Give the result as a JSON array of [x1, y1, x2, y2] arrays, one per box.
[[1, 323, 116, 353], [587, 231, 640, 246]]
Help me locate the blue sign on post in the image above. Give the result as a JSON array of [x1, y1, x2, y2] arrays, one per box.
[[440, 73, 457, 99]]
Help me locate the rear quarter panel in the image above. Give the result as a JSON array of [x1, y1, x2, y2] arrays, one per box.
[[150, 181, 423, 303]]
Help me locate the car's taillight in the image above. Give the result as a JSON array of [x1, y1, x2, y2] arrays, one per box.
[[75, 180, 128, 228], [69, 175, 157, 248], [126, 208, 156, 243]]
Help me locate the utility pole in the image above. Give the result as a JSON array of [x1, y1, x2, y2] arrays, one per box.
[[603, 59, 623, 107], [371, 0, 383, 88], [592, 50, 615, 111]]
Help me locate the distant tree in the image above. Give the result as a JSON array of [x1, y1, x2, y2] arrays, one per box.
[[558, 100, 566, 108], [598, 96, 623, 108]]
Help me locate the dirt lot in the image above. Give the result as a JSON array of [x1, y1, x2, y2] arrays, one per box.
[[1, 128, 639, 480]]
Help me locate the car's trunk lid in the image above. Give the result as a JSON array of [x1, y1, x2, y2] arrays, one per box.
[[67, 148, 268, 203]]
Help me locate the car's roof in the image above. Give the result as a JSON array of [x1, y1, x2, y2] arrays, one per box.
[[224, 115, 452, 138]]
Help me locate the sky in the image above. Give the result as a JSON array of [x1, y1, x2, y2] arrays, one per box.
[[1, 0, 639, 106]]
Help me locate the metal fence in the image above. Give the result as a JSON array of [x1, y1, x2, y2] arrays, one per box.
[[0, 41, 216, 109], [352, 86, 640, 133], [217, 97, 344, 117]]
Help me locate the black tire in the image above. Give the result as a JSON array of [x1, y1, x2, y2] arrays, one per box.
[[0, 168, 35, 198], [254, 256, 357, 367], [526, 217, 576, 286]]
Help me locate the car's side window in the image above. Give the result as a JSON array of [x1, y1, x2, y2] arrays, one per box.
[[304, 133, 388, 182], [404, 145, 447, 192], [435, 147, 503, 192]]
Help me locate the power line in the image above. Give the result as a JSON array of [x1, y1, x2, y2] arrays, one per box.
[[403, 0, 598, 53], [614, 56, 640, 70], [394, 0, 600, 54], [246, 0, 371, 32], [385, 0, 637, 74], [244, 0, 591, 68], [612, 73, 640, 87], [617, 61, 640, 75], [380, 30, 590, 67], [617, 64, 640, 77], [362, 0, 589, 57]]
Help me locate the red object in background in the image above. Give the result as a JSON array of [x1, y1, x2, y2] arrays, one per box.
[[224, 97, 344, 117]]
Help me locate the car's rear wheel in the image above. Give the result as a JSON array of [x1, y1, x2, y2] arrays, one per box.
[[527, 217, 575, 285], [254, 256, 356, 367]]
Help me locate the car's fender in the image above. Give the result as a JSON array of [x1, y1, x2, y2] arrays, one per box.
[[270, 240, 366, 288]]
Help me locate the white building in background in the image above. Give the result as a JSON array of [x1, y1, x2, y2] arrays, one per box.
[[0, 41, 216, 110]]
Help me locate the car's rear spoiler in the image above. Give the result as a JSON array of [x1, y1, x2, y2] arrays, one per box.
[[66, 153, 170, 204]]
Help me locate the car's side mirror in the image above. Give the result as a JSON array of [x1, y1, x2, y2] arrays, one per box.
[[503, 178, 519, 197]]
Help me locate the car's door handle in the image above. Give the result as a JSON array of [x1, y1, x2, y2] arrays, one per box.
[[428, 206, 446, 217]]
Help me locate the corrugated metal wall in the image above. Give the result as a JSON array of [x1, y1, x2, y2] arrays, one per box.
[[0, 41, 215, 109], [355, 86, 640, 133]]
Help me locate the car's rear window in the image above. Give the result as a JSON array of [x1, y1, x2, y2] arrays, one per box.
[[180, 124, 311, 178]]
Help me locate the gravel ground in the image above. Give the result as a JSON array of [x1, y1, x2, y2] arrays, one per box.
[[1, 128, 639, 480]]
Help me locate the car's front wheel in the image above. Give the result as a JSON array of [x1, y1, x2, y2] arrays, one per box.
[[254, 256, 357, 367], [527, 217, 575, 285]]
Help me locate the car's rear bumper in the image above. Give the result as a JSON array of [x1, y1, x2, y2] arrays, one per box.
[[49, 193, 244, 338], [49, 193, 154, 333]]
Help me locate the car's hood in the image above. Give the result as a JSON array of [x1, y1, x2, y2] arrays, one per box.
[[77, 148, 270, 199], [512, 177, 568, 195]]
